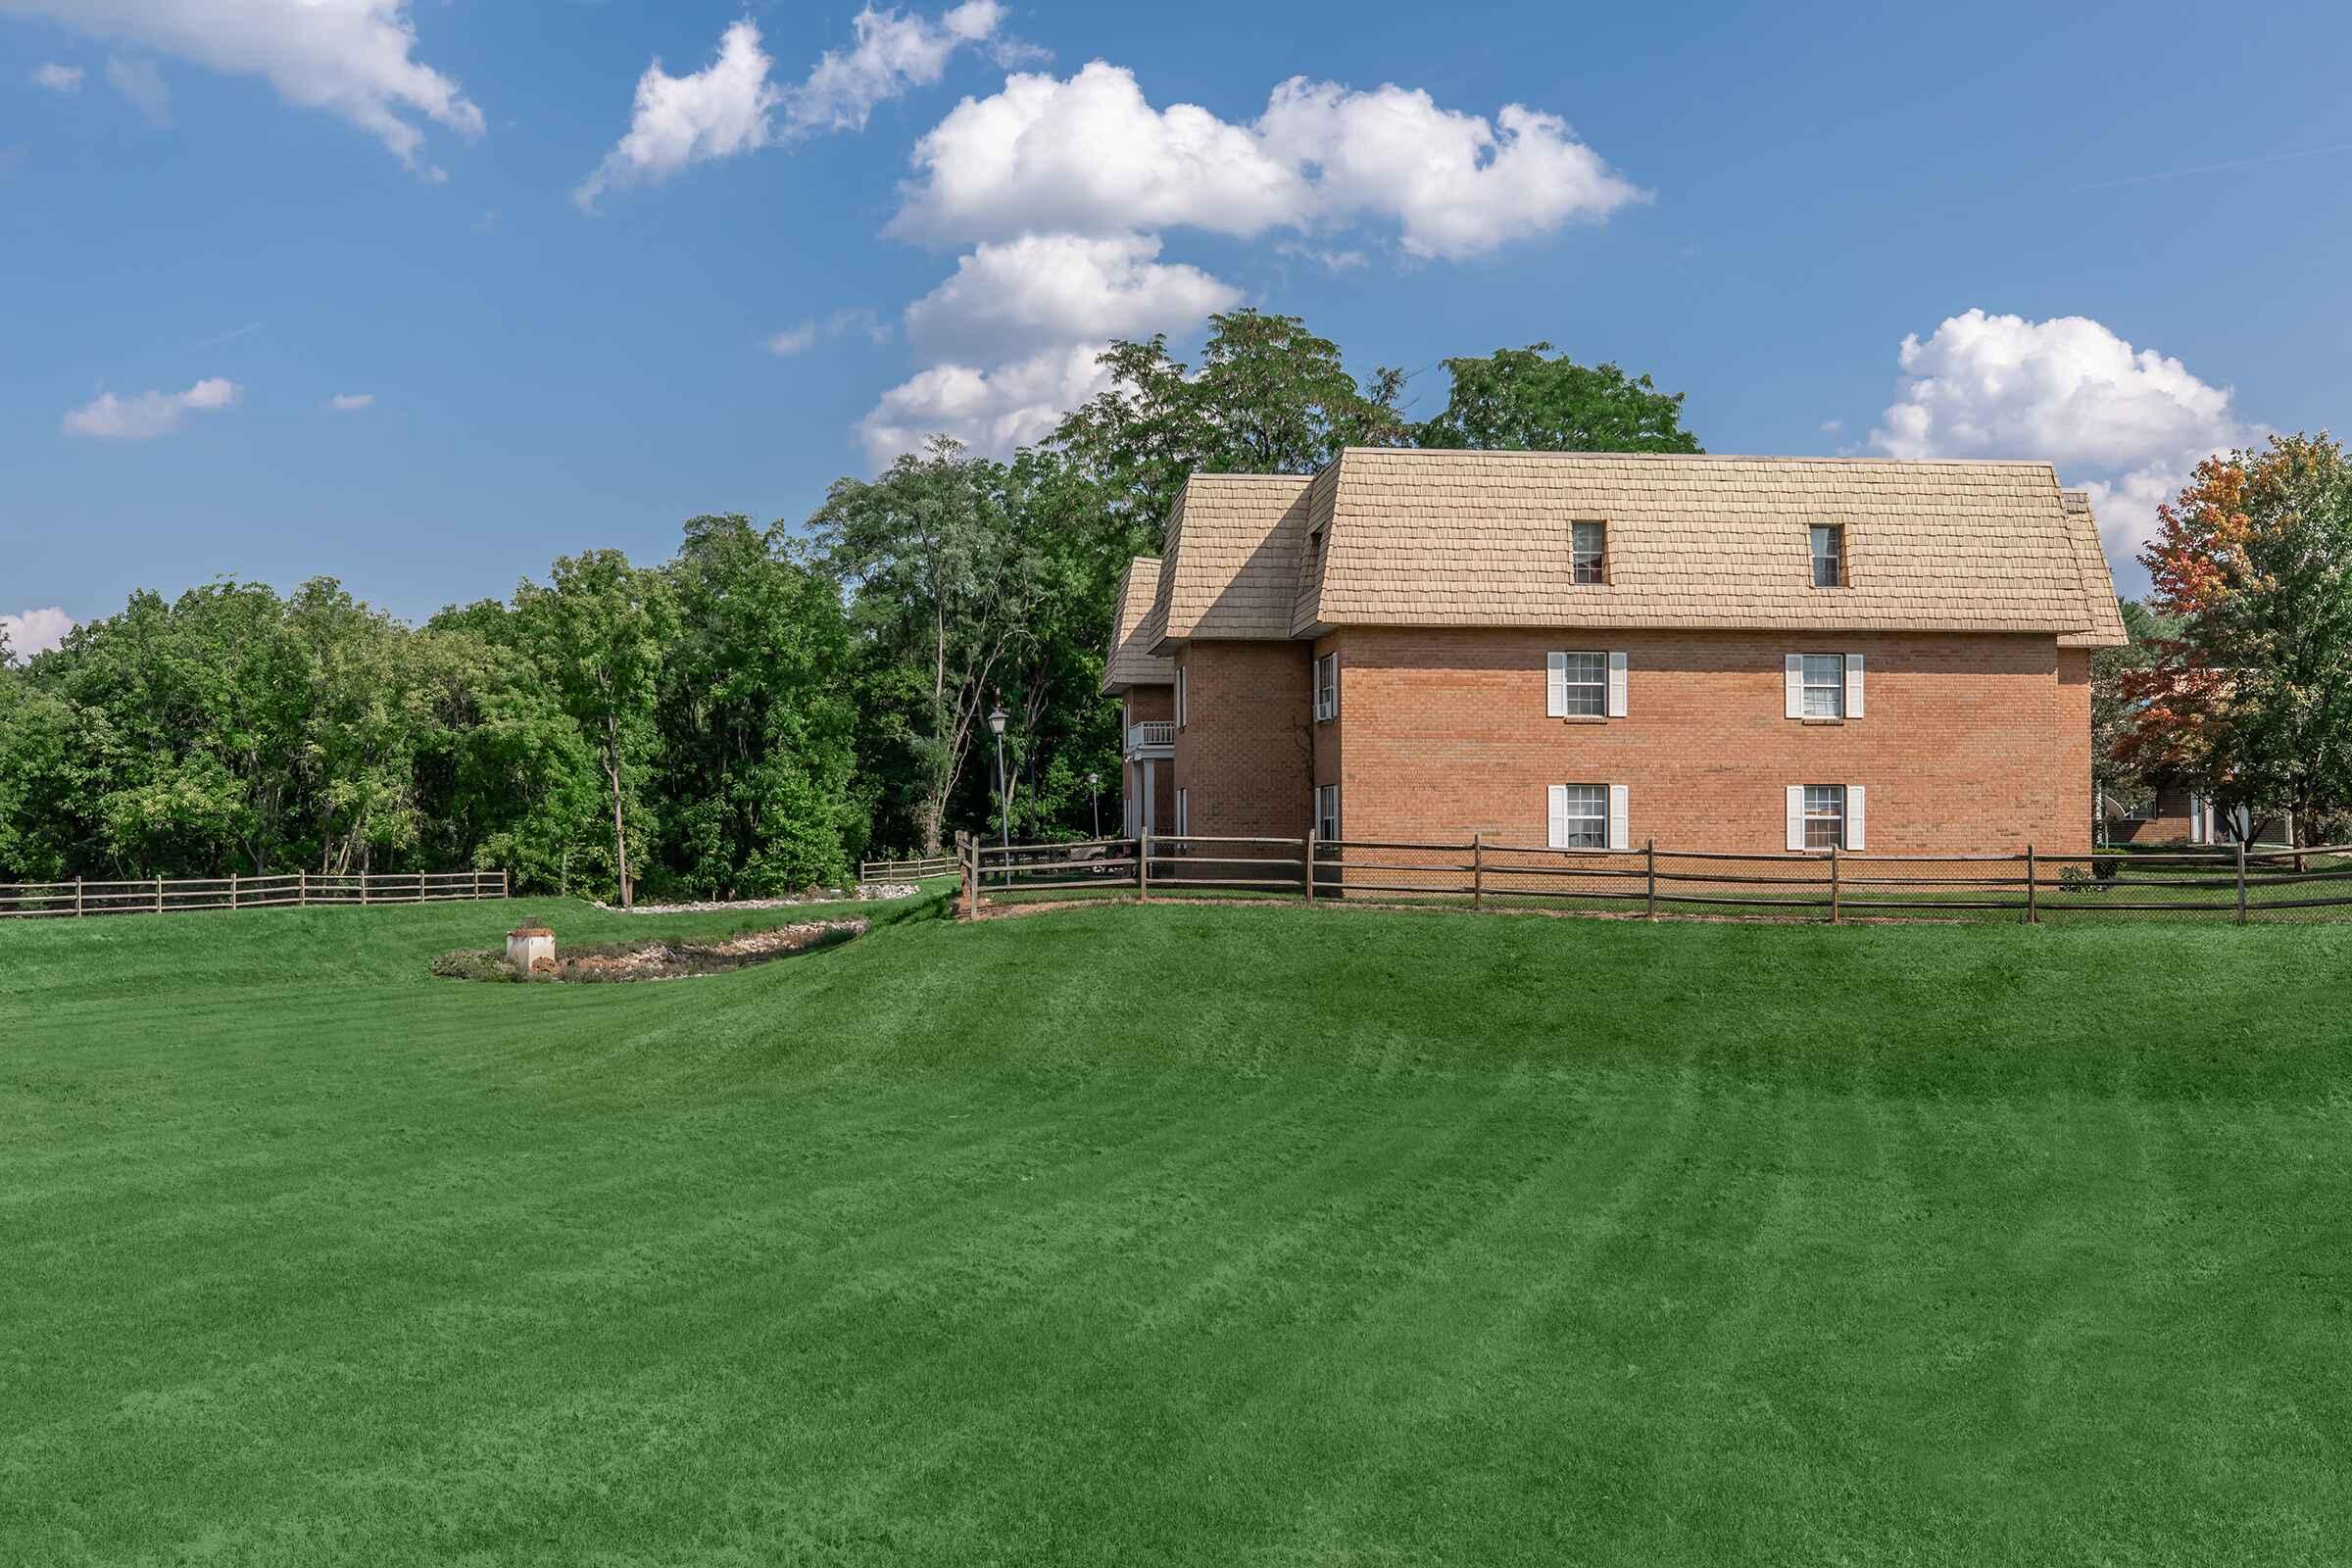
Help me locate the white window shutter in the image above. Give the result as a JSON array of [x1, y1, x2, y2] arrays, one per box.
[[1845, 653, 1866, 719], [1545, 652, 1568, 718], [1548, 785, 1570, 850], [1784, 655, 1803, 719], [1330, 654, 1340, 719], [1786, 785, 1805, 852], [1608, 784, 1630, 851], [1846, 785, 1867, 851], [1607, 651, 1629, 717]]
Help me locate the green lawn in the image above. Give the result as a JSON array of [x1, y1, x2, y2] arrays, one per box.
[[4, 893, 2349, 1565]]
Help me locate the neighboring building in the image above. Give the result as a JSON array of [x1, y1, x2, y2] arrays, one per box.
[[2103, 781, 2266, 847], [1102, 450, 2127, 856]]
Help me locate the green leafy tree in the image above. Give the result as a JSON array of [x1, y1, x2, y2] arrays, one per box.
[[1051, 309, 1405, 548], [514, 551, 677, 906], [1412, 344, 1701, 453], [2089, 599, 2175, 831], [658, 514, 860, 893], [2125, 433, 2352, 848], [812, 439, 1047, 856]]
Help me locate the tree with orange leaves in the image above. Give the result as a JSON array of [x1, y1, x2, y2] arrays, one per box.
[[2121, 433, 2352, 848]]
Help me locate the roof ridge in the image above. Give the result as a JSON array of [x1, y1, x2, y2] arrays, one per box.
[[1333, 447, 2063, 469]]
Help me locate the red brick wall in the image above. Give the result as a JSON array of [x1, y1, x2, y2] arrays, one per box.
[[1320, 628, 2091, 855], [1120, 688, 1176, 835], [1173, 641, 1312, 838]]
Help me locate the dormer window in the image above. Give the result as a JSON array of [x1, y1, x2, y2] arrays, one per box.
[[1572, 521, 1607, 585], [1811, 525, 1844, 587]]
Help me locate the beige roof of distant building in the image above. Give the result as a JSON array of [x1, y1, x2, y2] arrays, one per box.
[[1102, 558, 1173, 693], [1282, 448, 2124, 643]]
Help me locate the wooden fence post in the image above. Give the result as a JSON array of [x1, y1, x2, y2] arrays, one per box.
[[1645, 840, 1657, 921], [1471, 832, 1484, 912], [2025, 845, 2038, 924], [75, 876, 83, 917], [501, 870, 510, 899], [231, 872, 239, 912], [1828, 846, 1840, 925], [361, 873, 369, 907], [155, 875, 163, 914], [2236, 840, 2248, 925], [300, 870, 309, 906], [1138, 829, 1152, 903], [1302, 832, 1317, 904]]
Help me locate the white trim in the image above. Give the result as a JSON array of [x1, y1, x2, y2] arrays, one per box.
[[1784, 654, 1804, 720], [1315, 783, 1341, 842], [1846, 784, 1867, 851], [1545, 652, 1568, 718], [1547, 784, 1571, 850], [1607, 784, 1630, 852], [1844, 653, 1866, 719], [1313, 651, 1339, 722], [1786, 784, 1806, 852], [1607, 651, 1629, 718]]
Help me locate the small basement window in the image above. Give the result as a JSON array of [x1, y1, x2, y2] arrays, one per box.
[[1804, 785, 1846, 850], [1572, 521, 1607, 585], [1811, 524, 1844, 588]]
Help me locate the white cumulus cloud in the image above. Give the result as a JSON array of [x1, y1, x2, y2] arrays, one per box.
[[31, 62, 82, 92], [575, 6, 1013, 211], [326, 392, 374, 412], [105, 55, 171, 126], [856, 342, 1111, 465], [0, 0, 483, 176], [889, 62, 1642, 259], [903, 232, 1240, 360], [1868, 309, 2256, 574], [1, 607, 75, 659], [766, 307, 887, 357], [63, 376, 242, 440]]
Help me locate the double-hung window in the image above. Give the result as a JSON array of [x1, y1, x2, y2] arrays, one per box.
[[1315, 784, 1340, 842], [1572, 521, 1607, 585], [1803, 785, 1846, 850], [1811, 525, 1843, 587], [1556, 652, 1606, 716], [1802, 654, 1845, 718], [1313, 652, 1339, 721], [1553, 785, 1608, 850]]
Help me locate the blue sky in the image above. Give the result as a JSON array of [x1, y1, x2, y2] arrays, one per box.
[[5, 0, 2349, 652]]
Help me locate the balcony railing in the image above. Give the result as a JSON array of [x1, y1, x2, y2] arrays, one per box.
[[1128, 720, 1176, 751]]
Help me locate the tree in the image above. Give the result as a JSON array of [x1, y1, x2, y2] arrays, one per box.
[[2123, 433, 2352, 848], [1051, 309, 1405, 548], [514, 551, 676, 907], [657, 514, 860, 894], [1411, 344, 1701, 454], [812, 439, 1046, 856], [2089, 599, 2176, 830]]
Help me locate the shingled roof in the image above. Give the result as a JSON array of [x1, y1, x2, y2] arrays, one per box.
[[1279, 449, 2125, 643], [1102, 557, 1173, 693], [1145, 472, 1317, 651]]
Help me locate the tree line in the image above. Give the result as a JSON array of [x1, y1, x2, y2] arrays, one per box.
[[0, 314, 1700, 899]]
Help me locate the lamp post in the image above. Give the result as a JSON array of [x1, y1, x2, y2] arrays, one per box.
[[1088, 771, 1100, 839], [987, 703, 1010, 850]]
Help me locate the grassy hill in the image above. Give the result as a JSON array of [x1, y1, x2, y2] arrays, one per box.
[[4, 894, 2348, 1564]]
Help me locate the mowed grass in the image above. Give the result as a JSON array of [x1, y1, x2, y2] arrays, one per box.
[[4, 893, 2350, 1565]]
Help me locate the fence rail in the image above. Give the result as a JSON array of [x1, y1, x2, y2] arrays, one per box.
[[0, 868, 510, 919], [950, 831, 2352, 926], [858, 856, 960, 881]]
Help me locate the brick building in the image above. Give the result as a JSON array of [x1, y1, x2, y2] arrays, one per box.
[[1102, 449, 2127, 855]]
